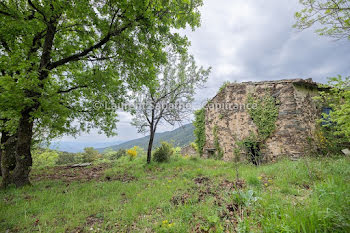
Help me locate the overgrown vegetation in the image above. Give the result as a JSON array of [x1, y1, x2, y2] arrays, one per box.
[[306, 76, 350, 156], [239, 94, 279, 164], [218, 81, 230, 93], [1, 154, 349, 232], [153, 142, 173, 163], [246, 94, 279, 141], [317, 76, 350, 140], [31, 147, 133, 168], [213, 125, 224, 160], [193, 108, 206, 157]]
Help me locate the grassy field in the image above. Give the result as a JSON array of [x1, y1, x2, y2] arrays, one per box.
[[1, 155, 350, 232]]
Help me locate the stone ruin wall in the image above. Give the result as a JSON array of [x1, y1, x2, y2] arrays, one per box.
[[204, 80, 320, 161]]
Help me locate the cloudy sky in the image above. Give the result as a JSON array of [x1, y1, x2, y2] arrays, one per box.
[[59, 0, 350, 144]]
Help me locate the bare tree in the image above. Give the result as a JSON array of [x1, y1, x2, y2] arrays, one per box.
[[294, 0, 350, 40], [131, 53, 210, 163]]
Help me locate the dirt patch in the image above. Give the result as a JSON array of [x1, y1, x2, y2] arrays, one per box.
[[198, 187, 217, 202], [220, 179, 235, 190], [31, 164, 111, 183], [105, 173, 137, 183], [234, 179, 246, 189], [218, 203, 240, 227], [171, 193, 191, 205], [67, 214, 104, 233], [86, 214, 104, 227], [193, 176, 210, 185]]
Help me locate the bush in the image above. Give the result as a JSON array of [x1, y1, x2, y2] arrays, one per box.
[[314, 75, 350, 151], [32, 149, 59, 167], [153, 142, 173, 163], [82, 147, 100, 163], [56, 152, 79, 165], [103, 148, 126, 160]]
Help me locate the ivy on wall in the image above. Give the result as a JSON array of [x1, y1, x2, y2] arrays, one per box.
[[247, 94, 279, 141], [238, 93, 279, 165], [194, 108, 206, 157], [213, 125, 224, 159]]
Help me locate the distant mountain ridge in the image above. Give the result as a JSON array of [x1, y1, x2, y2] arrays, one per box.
[[48, 140, 124, 153], [97, 123, 195, 152]]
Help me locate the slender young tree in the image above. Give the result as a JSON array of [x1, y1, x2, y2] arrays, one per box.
[[0, 0, 204, 188], [131, 53, 210, 163]]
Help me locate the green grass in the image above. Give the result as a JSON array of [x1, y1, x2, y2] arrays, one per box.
[[1, 155, 350, 232]]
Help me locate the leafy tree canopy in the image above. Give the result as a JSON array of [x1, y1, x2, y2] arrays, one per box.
[[294, 0, 350, 40], [0, 0, 203, 140]]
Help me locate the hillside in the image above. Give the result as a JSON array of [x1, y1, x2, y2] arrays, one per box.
[[97, 123, 195, 152], [48, 140, 124, 153], [1, 156, 349, 232]]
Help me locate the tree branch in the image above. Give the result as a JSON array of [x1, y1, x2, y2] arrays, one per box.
[[57, 85, 88, 94], [28, 0, 47, 22], [47, 21, 134, 70]]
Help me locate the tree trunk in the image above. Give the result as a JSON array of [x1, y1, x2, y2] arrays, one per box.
[[0, 132, 17, 188], [147, 130, 155, 164], [11, 108, 34, 187]]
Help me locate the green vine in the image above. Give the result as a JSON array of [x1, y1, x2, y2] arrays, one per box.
[[247, 93, 279, 141], [219, 81, 230, 93], [238, 93, 279, 165], [194, 108, 206, 157], [213, 125, 224, 159]]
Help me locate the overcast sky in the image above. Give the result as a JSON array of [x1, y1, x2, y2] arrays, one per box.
[[60, 0, 350, 143]]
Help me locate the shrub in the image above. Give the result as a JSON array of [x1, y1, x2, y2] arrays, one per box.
[[56, 152, 79, 165], [314, 75, 350, 152], [103, 148, 126, 160], [153, 142, 173, 163], [32, 149, 59, 167], [113, 149, 127, 160], [82, 147, 100, 163]]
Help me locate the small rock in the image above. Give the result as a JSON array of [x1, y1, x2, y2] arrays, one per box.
[[342, 148, 350, 156]]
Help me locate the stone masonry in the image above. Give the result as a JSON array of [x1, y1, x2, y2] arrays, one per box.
[[203, 78, 321, 161]]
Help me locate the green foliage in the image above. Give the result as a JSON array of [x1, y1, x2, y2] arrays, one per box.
[[153, 142, 173, 163], [103, 148, 126, 161], [213, 125, 224, 160], [317, 75, 350, 141], [56, 151, 81, 165], [1, 157, 350, 232], [193, 108, 206, 156], [218, 81, 230, 93], [237, 94, 279, 165], [190, 142, 198, 152], [294, 0, 350, 40], [232, 189, 259, 208], [82, 147, 100, 163], [32, 149, 59, 168], [0, 0, 205, 156], [247, 94, 279, 141], [237, 133, 263, 165]]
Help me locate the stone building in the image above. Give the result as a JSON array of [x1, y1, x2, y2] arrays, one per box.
[[203, 78, 322, 161]]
